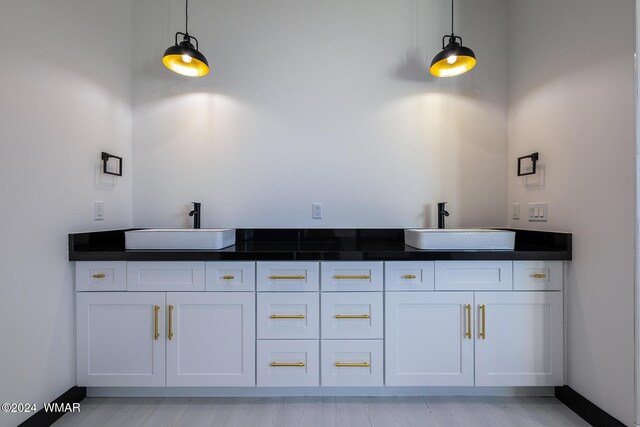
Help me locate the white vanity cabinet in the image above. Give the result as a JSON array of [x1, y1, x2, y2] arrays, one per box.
[[385, 260, 564, 388], [320, 262, 384, 387], [256, 262, 321, 386], [75, 259, 565, 391], [76, 262, 255, 388]]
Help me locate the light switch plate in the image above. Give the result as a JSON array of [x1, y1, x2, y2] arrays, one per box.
[[528, 202, 547, 222]]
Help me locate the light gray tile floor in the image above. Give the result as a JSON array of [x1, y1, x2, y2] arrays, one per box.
[[53, 396, 591, 427]]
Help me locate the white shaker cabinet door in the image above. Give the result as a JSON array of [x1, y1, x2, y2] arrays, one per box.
[[474, 292, 563, 386], [165, 292, 255, 387], [76, 292, 166, 387], [385, 292, 474, 386]]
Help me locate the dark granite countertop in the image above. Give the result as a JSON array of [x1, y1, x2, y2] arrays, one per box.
[[68, 228, 572, 261]]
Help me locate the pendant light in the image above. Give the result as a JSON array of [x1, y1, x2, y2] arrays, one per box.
[[162, 0, 209, 77], [430, 0, 476, 78]]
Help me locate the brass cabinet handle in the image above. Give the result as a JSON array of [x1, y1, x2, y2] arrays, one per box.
[[269, 314, 305, 319], [269, 275, 306, 280], [401, 275, 417, 279], [479, 304, 486, 340], [153, 305, 160, 340], [465, 304, 472, 339], [92, 273, 106, 279], [270, 362, 305, 367], [222, 275, 235, 280], [335, 314, 370, 319], [168, 305, 174, 340], [335, 362, 370, 368], [530, 273, 547, 279], [334, 275, 370, 280]]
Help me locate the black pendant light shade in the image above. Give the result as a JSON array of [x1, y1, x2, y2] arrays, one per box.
[[163, 0, 209, 77], [430, 35, 476, 77], [430, 0, 476, 77], [163, 32, 209, 77]]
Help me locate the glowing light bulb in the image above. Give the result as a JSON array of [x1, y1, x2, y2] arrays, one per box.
[[447, 55, 458, 65], [182, 55, 193, 64]]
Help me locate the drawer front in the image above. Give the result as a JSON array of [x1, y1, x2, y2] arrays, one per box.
[[514, 261, 563, 291], [127, 262, 205, 292], [257, 262, 319, 292], [321, 293, 383, 339], [321, 340, 383, 386], [257, 340, 319, 387], [435, 261, 513, 291], [206, 262, 255, 291], [384, 261, 435, 291], [321, 262, 383, 292], [257, 293, 319, 339], [75, 261, 126, 292]]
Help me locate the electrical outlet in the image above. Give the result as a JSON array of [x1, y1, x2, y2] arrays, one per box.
[[94, 201, 105, 221], [312, 203, 323, 219], [528, 202, 547, 222], [512, 203, 520, 220]]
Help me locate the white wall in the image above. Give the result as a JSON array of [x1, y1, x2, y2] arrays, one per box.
[[132, 0, 508, 229], [507, 1, 636, 425], [0, 1, 133, 426]]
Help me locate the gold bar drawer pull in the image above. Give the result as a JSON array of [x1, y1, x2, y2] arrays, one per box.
[[92, 273, 106, 279], [270, 362, 305, 367], [153, 305, 160, 341], [335, 314, 370, 319], [168, 305, 174, 340], [334, 275, 370, 280], [269, 275, 306, 280], [401, 275, 417, 279], [530, 273, 547, 279], [335, 362, 370, 368], [222, 275, 235, 280], [269, 314, 305, 319]]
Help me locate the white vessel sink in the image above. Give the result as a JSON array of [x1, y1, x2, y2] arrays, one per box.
[[405, 229, 515, 250], [125, 229, 236, 250]]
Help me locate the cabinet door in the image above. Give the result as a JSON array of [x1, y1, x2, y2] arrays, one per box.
[[385, 292, 474, 386], [166, 293, 255, 387], [475, 292, 563, 386], [76, 292, 165, 387]]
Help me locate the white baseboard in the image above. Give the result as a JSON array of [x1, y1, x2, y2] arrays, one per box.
[[87, 386, 555, 398]]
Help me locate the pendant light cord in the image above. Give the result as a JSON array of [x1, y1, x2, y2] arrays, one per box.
[[451, 0, 454, 35], [185, 0, 189, 35]]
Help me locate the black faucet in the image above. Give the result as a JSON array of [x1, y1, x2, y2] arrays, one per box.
[[437, 202, 449, 229], [188, 202, 201, 229]]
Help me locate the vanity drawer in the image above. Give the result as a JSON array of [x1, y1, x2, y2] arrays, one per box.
[[75, 261, 126, 292], [320, 262, 383, 292], [206, 262, 255, 291], [127, 262, 205, 292], [385, 261, 435, 291], [321, 340, 383, 387], [321, 292, 383, 339], [257, 293, 319, 339], [257, 340, 319, 387], [435, 261, 513, 291], [514, 261, 563, 291], [256, 262, 319, 292]]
